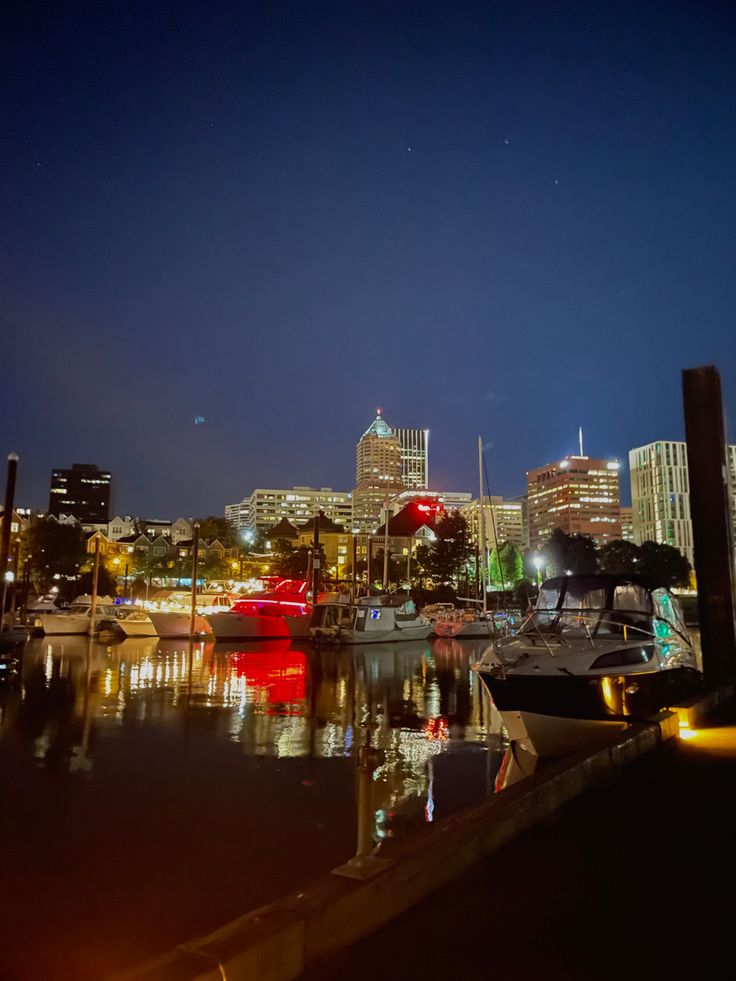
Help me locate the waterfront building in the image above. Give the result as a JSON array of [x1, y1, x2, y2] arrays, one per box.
[[394, 427, 429, 490], [48, 463, 112, 524], [527, 455, 622, 549], [620, 506, 635, 543], [225, 487, 352, 536], [461, 496, 526, 550], [371, 504, 438, 577], [353, 409, 406, 533], [295, 513, 353, 579], [107, 515, 136, 541]]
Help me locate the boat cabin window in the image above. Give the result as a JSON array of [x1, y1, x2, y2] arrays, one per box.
[[590, 645, 655, 670], [526, 578, 654, 640]]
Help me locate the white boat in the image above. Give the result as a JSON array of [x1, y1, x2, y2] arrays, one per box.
[[475, 574, 702, 757], [117, 609, 158, 637], [310, 594, 433, 644], [145, 591, 232, 638], [147, 611, 213, 638], [35, 596, 124, 635]]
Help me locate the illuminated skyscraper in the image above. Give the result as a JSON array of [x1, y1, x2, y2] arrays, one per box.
[[394, 428, 429, 490], [526, 455, 621, 549], [353, 409, 405, 533]]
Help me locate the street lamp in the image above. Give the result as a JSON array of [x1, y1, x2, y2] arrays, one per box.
[[112, 556, 121, 594], [532, 554, 544, 588]]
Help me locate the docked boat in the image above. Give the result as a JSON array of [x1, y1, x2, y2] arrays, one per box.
[[117, 609, 159, 637], [206, 579, 311, 640], [475, 574, 701, 756], [145, 591, 232, 638], [310, 593, 433, 644], [35, 596, 124, 635]]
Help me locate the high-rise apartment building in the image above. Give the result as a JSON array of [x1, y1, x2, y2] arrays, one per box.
[[527, 456, 621, 549], [461, 497, 527, 550], [48, 463, 112, 524], [225, 487, 353, 537], [353, 410, 406, 533], [629, 440, 736, 567], [394, 428, 429, 490]]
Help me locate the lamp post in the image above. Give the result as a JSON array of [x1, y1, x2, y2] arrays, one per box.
[[533, 554, 544, 589], [0, 453, 19, 631], [112, 556, 121, 596]]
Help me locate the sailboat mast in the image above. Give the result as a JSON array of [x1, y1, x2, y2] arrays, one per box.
[[478, 436, 487, 613]]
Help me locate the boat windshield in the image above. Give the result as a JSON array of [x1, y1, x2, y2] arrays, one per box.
[[524, 579, 654, 640]]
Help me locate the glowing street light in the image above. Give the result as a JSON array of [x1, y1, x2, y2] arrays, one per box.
[[532, 554, 544, 588]]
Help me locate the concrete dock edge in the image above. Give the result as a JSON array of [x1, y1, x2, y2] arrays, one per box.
[[115, 687, 731, 981]]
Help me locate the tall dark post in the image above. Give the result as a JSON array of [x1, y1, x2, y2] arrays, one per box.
[[311, 511, 322, 600], [352, 533, 358, 598], [189, 523, 200, 637], [0, 453, 19, 630], [682, 365, 736, 682]]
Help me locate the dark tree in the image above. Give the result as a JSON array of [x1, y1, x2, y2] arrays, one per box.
[[414, 512, 472, 585], [371, 548, 405, 587], [194, 516, 238, 548], [23, 516, 86, 590], [637, 540, 691, 588], [541, 529, 599, 576], [274, 543, 326, 580], [68, 566, 117, 601], [598, 539, 641, 575]]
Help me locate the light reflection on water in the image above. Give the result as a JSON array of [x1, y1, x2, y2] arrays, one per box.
[[7, 635, 504, 809], [0, 634, 504, 980]]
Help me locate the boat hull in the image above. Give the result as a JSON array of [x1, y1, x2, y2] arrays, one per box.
[[331, 623, 434, 644], [147, 612, 212, 638], [433, 619, 493, 638], [118, 617, 158, 637], [35, 614, 92, 635], [206, 612, 290, 640], [283, 614, 311, 640], [477, 666, 701, 752]]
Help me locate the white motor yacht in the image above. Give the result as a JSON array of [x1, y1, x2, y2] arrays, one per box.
[[145, 591, 232, 638], [475, 574, 701, 756], [35, 596, 124, 635], [310, 593, 433, 644]]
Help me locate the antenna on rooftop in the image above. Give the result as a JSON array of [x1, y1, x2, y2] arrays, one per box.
[[578, 426, 584, 457]]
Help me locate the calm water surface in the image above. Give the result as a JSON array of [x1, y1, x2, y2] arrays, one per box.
[[0, 635, 504, 980]]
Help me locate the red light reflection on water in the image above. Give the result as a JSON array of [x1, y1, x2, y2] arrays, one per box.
[[228, 649, 307, 714], [425, 716, 449, 741]]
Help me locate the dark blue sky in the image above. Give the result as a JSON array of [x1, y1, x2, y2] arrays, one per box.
[[3, 0, 735, 516]]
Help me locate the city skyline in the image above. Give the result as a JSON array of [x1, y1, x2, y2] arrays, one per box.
[[8, 418, 653, 518], [3, 1, 735, 515]]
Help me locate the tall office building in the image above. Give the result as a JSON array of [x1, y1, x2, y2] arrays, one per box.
[[394, 428, 429, 490], [527, 455, 621, 549], [48, 463, 112, 524], [353, 409, 406, 533]]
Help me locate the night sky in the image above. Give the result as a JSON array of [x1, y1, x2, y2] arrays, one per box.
[[3, 0, 735, 517]]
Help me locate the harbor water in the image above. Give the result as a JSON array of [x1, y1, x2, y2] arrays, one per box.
[[0, 635, 505, 980]]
